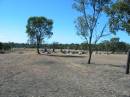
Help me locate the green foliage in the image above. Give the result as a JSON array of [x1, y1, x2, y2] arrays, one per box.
[[1, 41, 129, 53], [106, 0, 130, 34], [26, 16, 53, 42], [110, 38, 120, 53], [0, 42, 3, 50], [26, 16, 53, 54], [97, 37, 129, 53], [73, 0, 112, 63], [0, 42, 12, 53], [73, 0, 112, 39]]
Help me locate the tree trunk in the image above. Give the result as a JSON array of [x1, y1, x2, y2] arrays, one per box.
[[126, 50, 130, 74], [36, 36, 41, 54], [88, 31, 93, 64], [88, 51, 92, 64], [44, 48, 47, 52], [53, 48, 55, 52], [37, 43, 40, 54], [88, 43, 93, 64], [60, 49, 63, 53]]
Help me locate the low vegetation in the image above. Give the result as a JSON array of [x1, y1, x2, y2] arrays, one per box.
[[0, 42, 12, 53], [1, 37, 129, 54]]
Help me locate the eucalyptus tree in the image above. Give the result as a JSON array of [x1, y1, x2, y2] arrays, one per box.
[[73, 0, 112, 64], [26, 16, 53, 54], [105, 0, 130, 74], [106, 0, 130, 34]]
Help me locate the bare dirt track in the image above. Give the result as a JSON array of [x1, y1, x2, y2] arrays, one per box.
[[0, 49, 130, 97]]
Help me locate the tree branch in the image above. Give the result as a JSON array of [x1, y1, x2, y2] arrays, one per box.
[[94, 24, 111, 44]]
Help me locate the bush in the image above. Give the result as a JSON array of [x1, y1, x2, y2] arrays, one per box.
[[0, 42, 12, 53]]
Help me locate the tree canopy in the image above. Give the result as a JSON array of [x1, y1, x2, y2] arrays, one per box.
[[26, 16, 53, 54], [73, 0, 112, 64], [106, 0, 130, 34]]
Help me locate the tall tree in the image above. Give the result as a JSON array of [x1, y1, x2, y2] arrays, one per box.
[[26, 16, 53, 54], [73, 0, 112, 64], [105, 0, 130, 74]]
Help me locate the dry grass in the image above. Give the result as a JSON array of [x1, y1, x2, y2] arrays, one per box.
[[0, 48, 130, 97]]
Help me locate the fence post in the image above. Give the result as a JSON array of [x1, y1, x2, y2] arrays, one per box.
[[126, 50, 130, 74]]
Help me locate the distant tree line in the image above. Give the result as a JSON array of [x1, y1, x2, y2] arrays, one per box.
[[0, 38, 130, 54], [96, 38, 129, 54]]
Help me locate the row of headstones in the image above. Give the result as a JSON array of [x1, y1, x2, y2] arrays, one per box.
[[41, 49, 127, 55], [41, 48, 130, 74], [41, 48, 89, 55]]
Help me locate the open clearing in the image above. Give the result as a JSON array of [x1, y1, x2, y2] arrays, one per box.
[[0, 49, 130, 97]]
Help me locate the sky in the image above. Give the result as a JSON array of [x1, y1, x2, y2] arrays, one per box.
[[0, 0, 130, 44]]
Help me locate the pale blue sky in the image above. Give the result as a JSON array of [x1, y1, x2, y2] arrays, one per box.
[[0, 0, 130, 44]]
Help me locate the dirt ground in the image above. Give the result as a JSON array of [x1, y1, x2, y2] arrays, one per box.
[[0, 49, 130, 97]]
